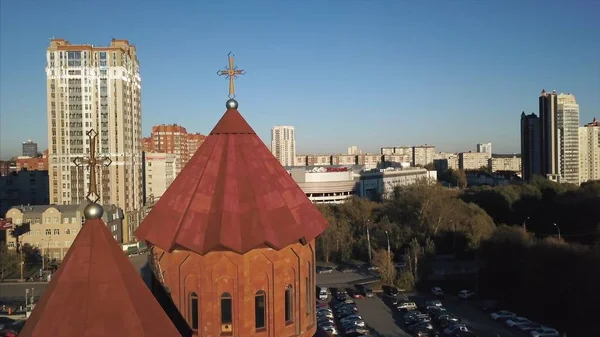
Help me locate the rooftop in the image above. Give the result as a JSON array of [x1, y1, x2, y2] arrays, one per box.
[[19, 217, 179, 337], [136, 101, 329, 255]]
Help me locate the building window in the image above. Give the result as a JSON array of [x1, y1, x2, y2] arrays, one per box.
[[305, 276, 310, 315], [255, 290, 266, 330], [285, 285, 294, 324], [45, 229, 51, 235], [53, 229, 59, 235], [189, 292, 199, 330], [221, 292, 233, 325]]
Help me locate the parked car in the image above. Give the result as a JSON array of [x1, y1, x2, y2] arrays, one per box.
[[316, 266, 334, 274], [318, 287, 328, 301], [362, 263, 379, 272], [408, 322, 434, 333], [490, 310, 517, 320], [0, 318, 16, 330], [336, 290, 349, 301], [424, 299, 442, 308], [397, 301, 418, 311], [529, 327, 559, 337], [318, 310, 334, 320], [438, 314, 461, 328], [340, 314, 363, 324], [320, 324, 338, 336], [458, 290, 476, 299], [443, 324, 469, 335], [431, 287, 444, 297], [518, 323, 544, 332], [333, 300, 354, 310], [506, 317, 531, 327]]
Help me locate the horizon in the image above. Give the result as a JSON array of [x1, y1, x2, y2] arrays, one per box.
[[1, 1, 599, 159]]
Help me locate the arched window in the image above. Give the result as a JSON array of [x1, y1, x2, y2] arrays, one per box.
[[285, 284, 294, 324], [188, 292, 199, 330], [306, 263, 311, 316], [255, 290, 266, 330], [221, 292, 233, 325]]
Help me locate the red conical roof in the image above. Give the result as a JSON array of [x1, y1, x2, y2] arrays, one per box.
[[19, 218, 180, 337], [135, 106, 329, 255]]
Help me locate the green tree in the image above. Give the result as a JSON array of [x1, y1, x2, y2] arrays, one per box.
[[372, 249, 396, 285], [0, 243, 19, 280]]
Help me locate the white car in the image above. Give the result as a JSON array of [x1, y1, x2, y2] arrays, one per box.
[[506, 317, 531, 327], [431, 287, 444, 296], [490, 310, 517, 320], [530, 327, 559, 337], [458, 290, 475, 299]]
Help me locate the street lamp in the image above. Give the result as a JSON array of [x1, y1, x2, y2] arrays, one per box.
[[384, 230, 391, 256], [553, 223, 561, 241], [523, 216, 530, 231]]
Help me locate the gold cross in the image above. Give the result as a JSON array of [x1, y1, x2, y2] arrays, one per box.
[[217, 52, 245, 99], [72, 129, 112, 203]]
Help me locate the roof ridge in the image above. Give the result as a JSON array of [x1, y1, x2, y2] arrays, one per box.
[[166, 136, 221, 251]]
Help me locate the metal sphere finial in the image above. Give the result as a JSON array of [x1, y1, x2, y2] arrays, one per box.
[[226, 99, 238, 110], [84, 202, 104, 220]]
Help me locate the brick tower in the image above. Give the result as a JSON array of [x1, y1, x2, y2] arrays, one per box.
[[135, 64, 329, 337]]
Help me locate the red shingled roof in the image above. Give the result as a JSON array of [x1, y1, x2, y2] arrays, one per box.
[[19, 218, 180, 337], [135, 106, 329, 255]]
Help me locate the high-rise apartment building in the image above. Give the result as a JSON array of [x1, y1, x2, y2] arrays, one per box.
[[476, 143, 492, 158], [521, 112, 542, 180], [347, 146, 361, 155], [271, 125, 296, 166], [557, 93, 580, 185], [46, 38, 143, 242], [412, 145, 436, 166], [145, 124, 188, 174], [22, 139, 38, 157], [522, 90, 580, 184], [539, 90, 560, 180], [579, 118, 600, 183], [141, 125, 206, 174]]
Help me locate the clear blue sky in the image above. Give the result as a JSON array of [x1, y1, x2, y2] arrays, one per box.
[[1, 0, 599, 159]]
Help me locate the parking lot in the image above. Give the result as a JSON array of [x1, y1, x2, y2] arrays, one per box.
[[316, 268, 522, 337]]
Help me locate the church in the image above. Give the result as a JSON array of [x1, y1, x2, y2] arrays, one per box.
[[17, 54, 329, 337]]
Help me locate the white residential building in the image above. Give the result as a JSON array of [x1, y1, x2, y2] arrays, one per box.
[[271, 125, 296, 166], [144, 153, 178, 202], [557, 93, 580, 185], [46, 38, 143, 242], [579, 118, 600, 184], [476, 143, 492, 158]]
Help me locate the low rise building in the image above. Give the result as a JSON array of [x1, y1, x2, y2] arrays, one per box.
[[294, 154, 308, 166], [459, 151, 489, 170], [332, 154, 357, 165], [4, 203, 124, 259], [306, 154, 332, 166], [489, 155, 521, 173], [357, 167, 437, 200], [357, 154, 382, 169], [15, 150, 49, 172], [287, 166, 358, 204]]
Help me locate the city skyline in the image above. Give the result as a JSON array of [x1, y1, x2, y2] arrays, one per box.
[[1, 1, 599, 159]]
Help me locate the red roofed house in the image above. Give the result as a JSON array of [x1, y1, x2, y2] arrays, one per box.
[[135, 98, 329, 337], [18, 208, 181, 337]]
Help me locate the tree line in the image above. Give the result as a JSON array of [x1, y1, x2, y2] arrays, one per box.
[[315, 177, 600, 337]]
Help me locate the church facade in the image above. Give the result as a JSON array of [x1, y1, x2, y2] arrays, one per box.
[[136, 54, 329, 337]]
